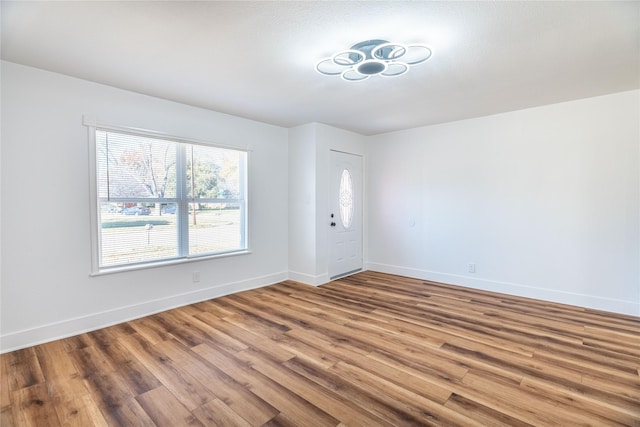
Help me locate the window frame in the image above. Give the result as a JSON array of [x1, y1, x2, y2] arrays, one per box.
[[86, 118, 249, 275]]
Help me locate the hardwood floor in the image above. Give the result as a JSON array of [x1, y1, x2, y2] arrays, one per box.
[[2, 271, 639, 426]]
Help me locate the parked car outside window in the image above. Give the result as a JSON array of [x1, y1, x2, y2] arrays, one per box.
[[122, 206, 151, 216], [161, 205, 177, 214]]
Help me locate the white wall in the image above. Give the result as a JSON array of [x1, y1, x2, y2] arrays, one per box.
[[288, 123, 366, 285], [367, 90, 640, 315], [1, 61, 289, 351], [288, 124, 318, 282]]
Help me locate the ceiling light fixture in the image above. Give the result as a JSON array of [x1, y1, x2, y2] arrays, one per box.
[[316, 39, 432, 82]]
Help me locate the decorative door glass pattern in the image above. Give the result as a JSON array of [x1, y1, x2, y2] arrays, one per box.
[[339, 168, 354, 229]]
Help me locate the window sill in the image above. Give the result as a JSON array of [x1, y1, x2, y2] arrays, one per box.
[[90, 250, 252, 277]]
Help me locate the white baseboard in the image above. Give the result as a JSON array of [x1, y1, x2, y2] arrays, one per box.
[[287, 270, 330, 287], [366, 262, 639, 316], [4, 265, 636, 353], [0, 271, 288, 353]]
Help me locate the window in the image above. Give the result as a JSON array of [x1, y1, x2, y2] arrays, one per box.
[[92, 128, 247, 272], [339, 168, 354, 229]]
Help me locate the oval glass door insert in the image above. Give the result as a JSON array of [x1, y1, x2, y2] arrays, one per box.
[[339, 168, 354, 229]]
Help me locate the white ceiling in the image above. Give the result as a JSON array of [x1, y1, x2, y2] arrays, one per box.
[[2, 1, 638, 135]]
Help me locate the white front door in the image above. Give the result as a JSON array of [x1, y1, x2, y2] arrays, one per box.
[[328, 150, 363, 279]]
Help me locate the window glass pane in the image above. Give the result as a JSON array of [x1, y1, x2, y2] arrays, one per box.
[[188, 202, 242, 255], [96, 131, 176, 199], [218, 150, 242, 200], [99, 202, 178, 267], [186, 145, 241, 201], [339, 168, 354, 229]]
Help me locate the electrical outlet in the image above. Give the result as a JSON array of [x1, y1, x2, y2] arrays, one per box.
[[468, 263, 476, 274], [192, 271, 200, 283]]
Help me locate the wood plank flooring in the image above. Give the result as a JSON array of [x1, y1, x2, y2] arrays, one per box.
[[2, 271, 639, 426]]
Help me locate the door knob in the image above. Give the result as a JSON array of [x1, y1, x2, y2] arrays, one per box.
[[330, 222, 336, 227]]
